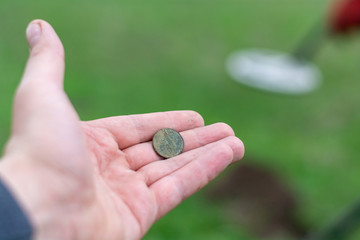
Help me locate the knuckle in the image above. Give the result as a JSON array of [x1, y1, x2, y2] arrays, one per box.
[[217, 142, 234, 159], [216, 122, 235, 136], [227, 136, 245, 160], [188, 111, 205, 126], [31, 44, 65, 61]]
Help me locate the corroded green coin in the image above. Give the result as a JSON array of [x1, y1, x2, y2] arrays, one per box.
[[152, 128, 184, 159]]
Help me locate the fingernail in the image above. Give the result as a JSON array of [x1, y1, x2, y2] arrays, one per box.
[[26, 22, 41, 49]]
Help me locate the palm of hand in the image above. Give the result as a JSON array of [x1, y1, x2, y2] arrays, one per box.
[[83, 122, 158, 240], [0, 20, 244, 240], [81, 111, 238, 240]]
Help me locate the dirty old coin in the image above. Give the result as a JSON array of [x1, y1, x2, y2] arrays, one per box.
[[152, 128, 184, 159]]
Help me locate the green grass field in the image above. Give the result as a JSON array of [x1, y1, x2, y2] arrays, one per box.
[[1, 0, 360, 239]]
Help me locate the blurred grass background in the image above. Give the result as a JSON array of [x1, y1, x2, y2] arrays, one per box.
[[1, 0, 360, 239]]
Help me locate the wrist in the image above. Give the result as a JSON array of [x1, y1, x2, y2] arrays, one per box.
[[0, 161, 33, 239], [0, 156, 69, 240], [0, 155, 108, 240]]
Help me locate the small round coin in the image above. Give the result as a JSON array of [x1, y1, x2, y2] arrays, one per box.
[[152, 128, 184, 159]]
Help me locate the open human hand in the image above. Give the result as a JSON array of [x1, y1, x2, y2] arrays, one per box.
[[0, 20, 244, 240]]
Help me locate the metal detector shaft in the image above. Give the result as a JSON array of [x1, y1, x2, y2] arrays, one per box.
[[293, 22, 328, 61], [305, 198, 360, 240]]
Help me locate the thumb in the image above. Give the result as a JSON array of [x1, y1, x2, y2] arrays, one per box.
[[12, 20, 79, 137], [22, 19, 65, 88]]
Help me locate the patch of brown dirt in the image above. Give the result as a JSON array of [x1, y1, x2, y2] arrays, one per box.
[[207, 161, 308, 239]]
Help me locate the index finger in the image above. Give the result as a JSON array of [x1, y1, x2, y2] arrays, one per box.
[[85, 111, 204, 149]]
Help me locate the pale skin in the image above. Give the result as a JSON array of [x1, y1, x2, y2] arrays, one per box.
[[0, 20, 245, 240]]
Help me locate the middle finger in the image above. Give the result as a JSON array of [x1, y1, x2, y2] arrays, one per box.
[[123, 123, 235, 170]]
